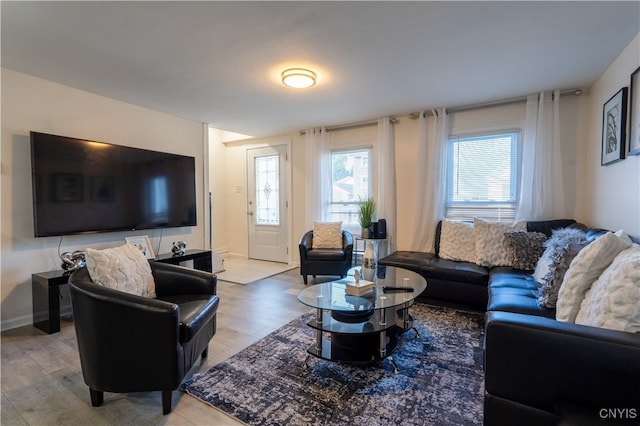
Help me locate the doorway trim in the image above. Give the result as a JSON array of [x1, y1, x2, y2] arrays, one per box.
[[244, 138, 292, 265]]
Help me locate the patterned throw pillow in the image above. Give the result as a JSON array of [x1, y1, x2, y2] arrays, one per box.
[[538, 240, 589, 309], [438, 219, 476, 263], [533, 227, 586, 284], [556, 230, 632, 323], [313, 221, 343, 249], [504, 231, 547, 271], [574, 245, 640, 332], [86, 244, 156, 298], [474, 218, 527, 267]]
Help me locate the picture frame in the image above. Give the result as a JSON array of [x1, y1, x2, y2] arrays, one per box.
[[90, 176, 115, 202], [53, 173, 83, 202], [601, 87, 627, 166], [125, 236, 156, 259], [628, 66, 640, 156]]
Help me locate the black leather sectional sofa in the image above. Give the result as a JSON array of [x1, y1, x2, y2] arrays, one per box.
[[379, 219, 640, 425]]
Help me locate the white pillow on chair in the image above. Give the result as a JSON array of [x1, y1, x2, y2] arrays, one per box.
[[86, 244, 156, 298], [313, 221, 343, 249]]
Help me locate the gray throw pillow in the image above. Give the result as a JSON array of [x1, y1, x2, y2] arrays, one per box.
[[533, 227, 587, 283], [538, 240, 589, 308], [504, 231, 547, 271]]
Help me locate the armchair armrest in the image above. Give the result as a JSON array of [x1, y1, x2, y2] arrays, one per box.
[[299, 230, 314, 260], [485, 311, 640, 413], [151, 262, 217, 297], [342, 230, 354, 253]]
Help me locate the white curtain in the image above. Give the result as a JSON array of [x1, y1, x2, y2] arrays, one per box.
[[377, 117, 397, 255], [304, 127, 331, 229], [517, 91, 565, 220], [410, 109, 448, 251]]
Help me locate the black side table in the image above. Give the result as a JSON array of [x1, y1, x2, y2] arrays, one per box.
[[154, 249, 213, 272], [32, 270, 72, 334], [31, 249, 213, 334]]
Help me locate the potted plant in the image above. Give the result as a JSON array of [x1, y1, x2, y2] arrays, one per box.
[[358, 197, 376, 238]]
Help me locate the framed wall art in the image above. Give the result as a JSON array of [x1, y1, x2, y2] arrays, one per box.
[[90, 176, 115, 202], [601, 87, 627, 166], [628, 66, 640, 156], [53, 173, 83, 202]]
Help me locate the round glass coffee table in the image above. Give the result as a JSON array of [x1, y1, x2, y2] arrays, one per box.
[[297, 266, 426, 372]]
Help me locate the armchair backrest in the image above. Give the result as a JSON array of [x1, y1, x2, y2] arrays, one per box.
[[299, 230, 354, 254]]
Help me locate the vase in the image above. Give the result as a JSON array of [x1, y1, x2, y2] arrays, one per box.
[[361, 227, 369, 238], [362, 240, 376, 281]]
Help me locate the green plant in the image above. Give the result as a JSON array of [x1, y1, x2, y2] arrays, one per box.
[[358, 197, 376, 229]]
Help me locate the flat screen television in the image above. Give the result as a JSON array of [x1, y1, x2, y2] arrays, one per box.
[[30, 131, 197, 237]]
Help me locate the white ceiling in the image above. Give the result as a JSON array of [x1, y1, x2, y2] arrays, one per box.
[[2, 1, 639, 138]]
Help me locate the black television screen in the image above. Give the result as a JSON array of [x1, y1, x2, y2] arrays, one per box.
[[30, 131, 197, 237]]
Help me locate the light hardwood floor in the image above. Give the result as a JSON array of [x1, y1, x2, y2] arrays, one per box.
[[1, 267, 331, 426]]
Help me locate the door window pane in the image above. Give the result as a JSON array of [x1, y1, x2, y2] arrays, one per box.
[[255, 155, 279, 225]]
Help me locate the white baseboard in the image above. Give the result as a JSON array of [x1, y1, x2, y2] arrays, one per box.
[[1, 314, 32, 332]]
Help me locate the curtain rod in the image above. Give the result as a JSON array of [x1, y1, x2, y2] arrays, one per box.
[[300, 88, 584, 132], [299, 116, 398, 135], [410, 88, 584, 118]]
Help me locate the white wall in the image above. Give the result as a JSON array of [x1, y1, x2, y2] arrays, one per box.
[[578, 33, 640, 236], [1, 69, 206, 331], [208, 128, 229, 255]]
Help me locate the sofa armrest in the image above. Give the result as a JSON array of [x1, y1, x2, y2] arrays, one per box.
[[151, 262, 217, 297], [485, 311, 640, 414]]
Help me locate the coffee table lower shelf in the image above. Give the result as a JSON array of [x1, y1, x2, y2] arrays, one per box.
[[305, 328, 399, 364]]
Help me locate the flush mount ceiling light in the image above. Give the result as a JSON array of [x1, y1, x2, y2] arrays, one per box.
[[281, 68, 317, 88]]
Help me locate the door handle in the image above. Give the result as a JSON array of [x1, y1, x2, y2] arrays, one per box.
[[248, 211, 254, 216]]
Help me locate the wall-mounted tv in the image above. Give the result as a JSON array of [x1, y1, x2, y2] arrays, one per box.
[[30, 131, 197, 237]]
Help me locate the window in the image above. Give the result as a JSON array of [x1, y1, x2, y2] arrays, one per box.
[[446, 131, 519, 220], [329, 148, 372, 227]]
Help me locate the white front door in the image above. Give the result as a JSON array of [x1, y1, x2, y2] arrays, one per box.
[[247, 145, 288, 263]]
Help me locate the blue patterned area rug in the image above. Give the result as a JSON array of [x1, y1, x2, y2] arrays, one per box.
[[183, 304, 485, 426]]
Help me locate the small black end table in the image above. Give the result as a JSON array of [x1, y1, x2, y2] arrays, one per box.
[[32, 249, 213, 334]]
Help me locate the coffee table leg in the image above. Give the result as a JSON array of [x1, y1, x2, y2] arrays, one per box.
[[379, 304, 387, 359], [316, 306, 323, 352], [377, 304, 399, 373], [399, 302, 420, 339]]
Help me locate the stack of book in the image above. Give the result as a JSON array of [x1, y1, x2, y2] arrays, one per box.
[[344, 278, 375, 296]]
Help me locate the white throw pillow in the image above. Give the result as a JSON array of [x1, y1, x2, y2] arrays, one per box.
[[556, 230, 632, 323], [473, 218, 526, 267], [438, 219, 476, 263], [574, 244, 640, 332], [313, 221, 343, 249], [86, 244, 156, 298]]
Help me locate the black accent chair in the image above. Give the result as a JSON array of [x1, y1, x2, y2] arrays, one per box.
[[68, 262, 219, 415], [299, 230, 354, 284]]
